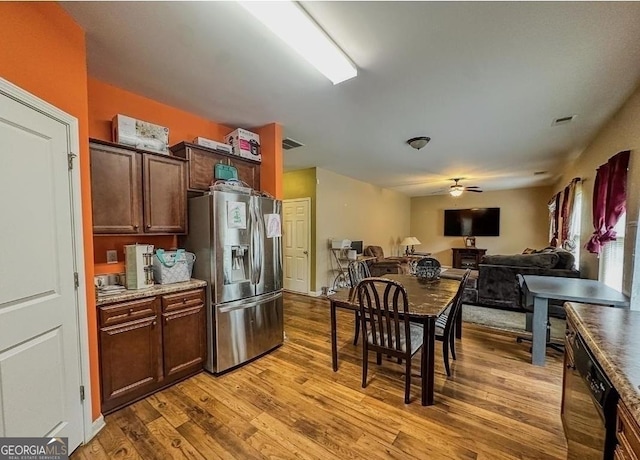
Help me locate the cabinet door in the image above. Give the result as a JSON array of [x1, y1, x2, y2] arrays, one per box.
[[228, 156, 261, 191], [143, 154, 186, 233], [184, 145, 228, 191], [162, 302, 206, 379], [99, 309, 161, 413], [90, 143, 142, 234]]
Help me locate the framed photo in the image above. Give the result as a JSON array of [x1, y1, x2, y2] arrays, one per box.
[[464, 236, 476, 248]]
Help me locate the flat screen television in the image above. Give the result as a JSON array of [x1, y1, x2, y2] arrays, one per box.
[[444, 208, 500, 236]]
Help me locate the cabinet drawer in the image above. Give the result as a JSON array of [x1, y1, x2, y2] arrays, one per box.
[[161, 289, 204, 312], [100, 297, 157, 327], [618, 401, 640, 460]]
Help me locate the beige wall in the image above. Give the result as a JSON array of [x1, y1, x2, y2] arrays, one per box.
[[315, 168, 410, 292], [554, 84, 640, 296], [411, 186, 553, 266], [283, 169, 317, 290]]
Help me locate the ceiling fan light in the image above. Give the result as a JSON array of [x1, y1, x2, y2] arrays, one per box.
[[450, 186, 464, 197]]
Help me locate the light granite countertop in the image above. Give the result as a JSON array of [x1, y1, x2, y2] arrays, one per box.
[[96, 279, 207, 306], [565, 302, 640, 424]]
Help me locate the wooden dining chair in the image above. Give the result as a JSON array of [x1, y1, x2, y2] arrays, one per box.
[[347, 260, 371, 345], [356, 278, 423, 404], [435, 269, 470, 377]]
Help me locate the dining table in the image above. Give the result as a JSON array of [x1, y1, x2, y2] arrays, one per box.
[[327, 274, 460, 406]]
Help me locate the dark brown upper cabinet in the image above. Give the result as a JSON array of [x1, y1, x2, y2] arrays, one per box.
[[90, 139, 187, 235], [171, 142, 261, 193]]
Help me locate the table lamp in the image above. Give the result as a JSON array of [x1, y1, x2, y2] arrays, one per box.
[[400, 237, 421, 256]]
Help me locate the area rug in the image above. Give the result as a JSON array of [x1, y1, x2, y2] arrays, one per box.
[[462, 304, 565, 340]]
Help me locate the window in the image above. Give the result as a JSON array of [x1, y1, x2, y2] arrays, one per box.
[[563, 183, 582, 269], [599, 212, 626, 291]]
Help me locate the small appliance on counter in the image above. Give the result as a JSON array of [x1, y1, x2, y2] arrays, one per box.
[[124, 244, 154, 290], [95, 273, 126, 299]]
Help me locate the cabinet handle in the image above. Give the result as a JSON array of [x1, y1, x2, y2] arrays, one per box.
[[134, 224, 139, 229], [129, 308, 134, 314], [146, 224, 151, 229], [152, 320, 157, 326], [183, 298, 187, 303]]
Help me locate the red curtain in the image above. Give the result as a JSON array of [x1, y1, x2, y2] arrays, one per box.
[[586, 150, 630, 254]]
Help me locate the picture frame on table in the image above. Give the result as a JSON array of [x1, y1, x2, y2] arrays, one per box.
[[464, 236, 476, 248]]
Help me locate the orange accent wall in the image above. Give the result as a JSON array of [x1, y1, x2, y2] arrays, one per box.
[[87, 79, 231, 275], [256, 123, 284, 198], [0, 3, 101, 420], [87, 80, 283, 271], [88, 78, 233, 143]]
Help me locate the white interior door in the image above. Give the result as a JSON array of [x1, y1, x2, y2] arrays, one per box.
[[283, 199, 310, 294], [0, 88, 84, 449]]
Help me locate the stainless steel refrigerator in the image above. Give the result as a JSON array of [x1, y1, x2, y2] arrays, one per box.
[[184, 191, 283, 374]]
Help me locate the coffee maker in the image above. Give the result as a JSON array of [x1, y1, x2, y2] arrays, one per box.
[[124, 244, 154, 289]]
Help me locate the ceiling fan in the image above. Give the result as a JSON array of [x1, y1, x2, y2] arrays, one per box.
[[449, 178, 483, 197]]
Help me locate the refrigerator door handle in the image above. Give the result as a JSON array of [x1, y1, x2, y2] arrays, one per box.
[[217, 291, 281, 313], [249, 198, 262, 285], [257, 204, 264, 284]]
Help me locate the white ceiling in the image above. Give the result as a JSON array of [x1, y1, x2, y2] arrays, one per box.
[[62, 1, 640, 196]]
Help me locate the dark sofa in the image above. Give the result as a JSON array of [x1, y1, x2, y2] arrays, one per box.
[[477, 248, 579, 317]]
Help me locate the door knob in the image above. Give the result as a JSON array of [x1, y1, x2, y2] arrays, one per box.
[[303, 251, 308, 255]]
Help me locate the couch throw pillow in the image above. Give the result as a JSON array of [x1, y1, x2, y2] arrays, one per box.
[[541, 247, 575, 270], [481, 253, 560, 269]]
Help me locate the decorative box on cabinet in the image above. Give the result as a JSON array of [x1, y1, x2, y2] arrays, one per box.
[[90, 139, 186, 235], [451, 248, 487, 269], [98, 286, 206, 414], [170, 141, 260, 193]]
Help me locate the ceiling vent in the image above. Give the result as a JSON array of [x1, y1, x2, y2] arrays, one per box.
[[552, 115, 576, 126], [282, 137, 305, 150]]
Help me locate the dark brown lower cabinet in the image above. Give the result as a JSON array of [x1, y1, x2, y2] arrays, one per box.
[[162, 290, 206, 379], [99, 288, 205, 414]]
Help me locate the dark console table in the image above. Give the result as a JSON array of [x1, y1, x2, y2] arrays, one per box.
[[452, 248, 487, 269]]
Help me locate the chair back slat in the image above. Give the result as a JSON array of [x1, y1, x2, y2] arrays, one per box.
[[348, 260, 371, 287], [356, 278, 410, 354], [441, 270, 471, 337]]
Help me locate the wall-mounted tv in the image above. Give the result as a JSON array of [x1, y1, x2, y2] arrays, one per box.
[[444, 208, 500, 236]]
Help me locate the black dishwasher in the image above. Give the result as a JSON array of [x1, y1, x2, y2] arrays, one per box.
[[563, 333, 618, 459]]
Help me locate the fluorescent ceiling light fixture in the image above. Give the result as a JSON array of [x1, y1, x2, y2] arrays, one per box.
[[238, 1, 357, 84]]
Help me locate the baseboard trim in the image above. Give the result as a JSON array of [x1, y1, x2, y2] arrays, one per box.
[[284, 289, 323, 297], [88, 415, 105, 442]]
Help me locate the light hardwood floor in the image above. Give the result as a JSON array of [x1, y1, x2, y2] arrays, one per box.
[[73, 292, 567, 460]]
